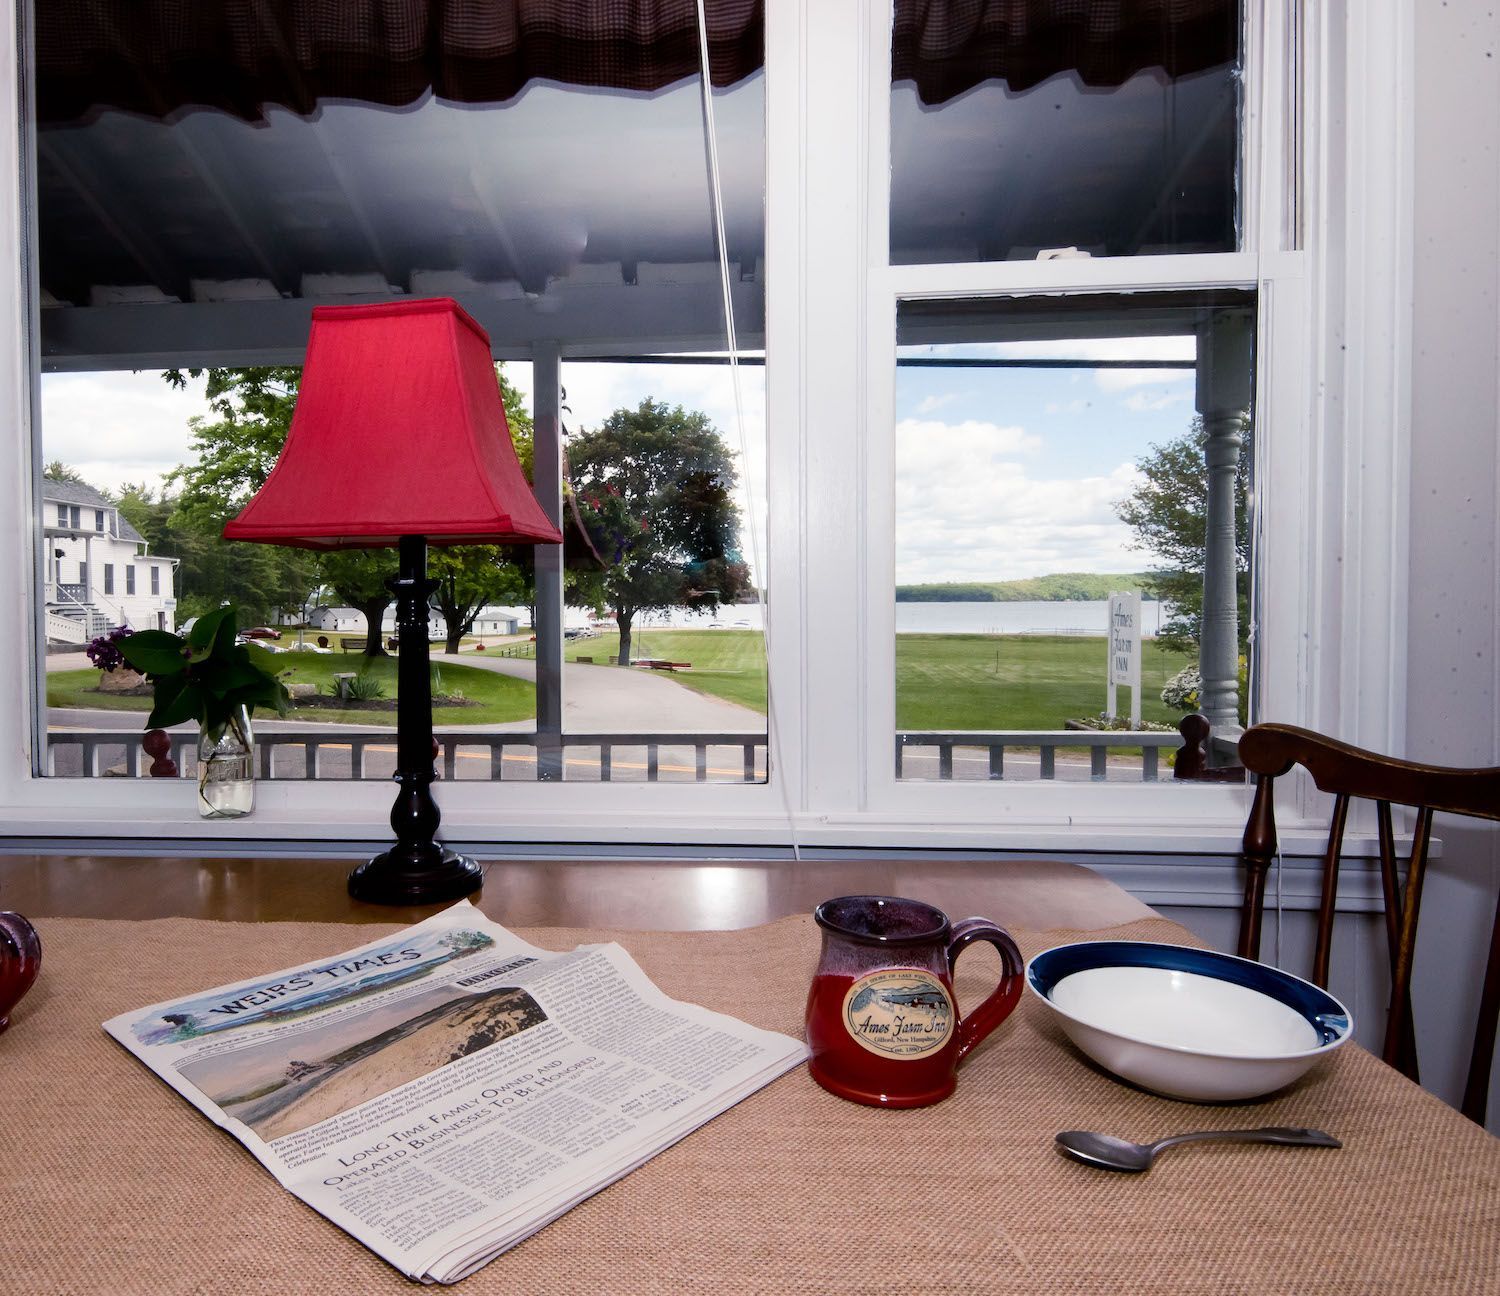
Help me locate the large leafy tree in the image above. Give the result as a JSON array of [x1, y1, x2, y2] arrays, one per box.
[[566, 399, 751, 666], [1115, 417, 1251, 656], [162, 367, 325, 627]]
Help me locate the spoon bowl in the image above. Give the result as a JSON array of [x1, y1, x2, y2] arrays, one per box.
[[1055, 1125, 1342, 1172]]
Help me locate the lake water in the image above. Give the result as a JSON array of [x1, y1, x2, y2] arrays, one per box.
[[581, 599, 1166, 636]]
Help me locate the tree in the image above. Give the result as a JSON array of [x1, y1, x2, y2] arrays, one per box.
[[44, 461, 91, 486], [430, 549, 533, 653], [162, 367, 322, 626], [566, 399, 751, 666], [426, 369, 538, 653], [317, 550, 397, 654], [1114, 418, 1251, 657]]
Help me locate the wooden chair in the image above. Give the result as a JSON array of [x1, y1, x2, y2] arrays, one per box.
[[1237, 722, 1500, 1123]]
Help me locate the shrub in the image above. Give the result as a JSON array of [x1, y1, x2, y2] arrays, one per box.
[[1160, 665, 1201, 711], [346, 673, 386, 701]]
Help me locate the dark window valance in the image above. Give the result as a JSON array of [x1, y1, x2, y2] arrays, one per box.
[[891, 0, 1240, 103], [34, 0, 1237, 127], [35, 0, 765, 126]]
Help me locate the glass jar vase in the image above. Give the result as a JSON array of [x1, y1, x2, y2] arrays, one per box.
[[198, 704, 254, 818]]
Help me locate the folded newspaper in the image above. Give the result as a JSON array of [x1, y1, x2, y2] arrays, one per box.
[[104, 901, 808, 1283]]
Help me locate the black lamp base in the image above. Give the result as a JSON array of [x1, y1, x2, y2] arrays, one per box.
[[347, 846, 483, 906]]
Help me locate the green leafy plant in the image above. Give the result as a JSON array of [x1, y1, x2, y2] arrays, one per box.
[[115, 605, 290, 731], [345, 673, 386, 701]]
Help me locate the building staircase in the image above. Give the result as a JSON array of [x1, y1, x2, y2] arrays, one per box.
[[47, 588, 117, 644]]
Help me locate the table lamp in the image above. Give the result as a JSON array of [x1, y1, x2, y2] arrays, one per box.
[[224, 298, 562, 905]]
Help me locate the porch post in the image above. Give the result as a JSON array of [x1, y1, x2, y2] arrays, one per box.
[[531, 343, 565, 781], [1195, 309, 1253, 753]]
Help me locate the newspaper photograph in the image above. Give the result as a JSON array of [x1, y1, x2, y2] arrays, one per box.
[[104, 901, 808, 1284]]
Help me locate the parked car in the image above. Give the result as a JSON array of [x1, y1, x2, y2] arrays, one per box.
[[240, 626, 282, 641]]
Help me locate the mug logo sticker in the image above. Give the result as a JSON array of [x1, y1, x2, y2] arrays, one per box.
[[842, 969, 954, 1058]]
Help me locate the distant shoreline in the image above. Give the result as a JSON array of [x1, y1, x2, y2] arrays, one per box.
[[896, 573, 1162, 603]]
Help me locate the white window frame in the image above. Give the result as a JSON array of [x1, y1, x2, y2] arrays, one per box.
[[0, 2, 1413, 854]]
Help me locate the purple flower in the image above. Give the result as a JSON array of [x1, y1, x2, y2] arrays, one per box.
[[85, 625, 134, 673]]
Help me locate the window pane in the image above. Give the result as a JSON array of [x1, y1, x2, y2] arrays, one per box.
[[893, 291, 1256, 782], [32, 3, 766, 787], [890, 1, 1242, 263], [550, 358, 768, 783]]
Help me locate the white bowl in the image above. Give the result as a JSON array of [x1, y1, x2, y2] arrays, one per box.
[[1026, 942, 1353, 1103]]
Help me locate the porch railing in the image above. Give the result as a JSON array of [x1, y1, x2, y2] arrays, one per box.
[[46, 728, 769, 783], [47, 727, 1184, 783], [897, 730, 1184, 781]]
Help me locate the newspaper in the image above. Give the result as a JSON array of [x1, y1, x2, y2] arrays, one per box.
[[103, 901, 808, 1284]]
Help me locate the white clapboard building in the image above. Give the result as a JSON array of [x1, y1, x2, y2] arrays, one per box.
[[43, 477, 177, 645]]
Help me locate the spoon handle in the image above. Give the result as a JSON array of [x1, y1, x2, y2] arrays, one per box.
[[1152, 1126, 1342, 1154]]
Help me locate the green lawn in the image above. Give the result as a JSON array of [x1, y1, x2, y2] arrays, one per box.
[[895, 634, 1191, 730], [50, 633, 1192, 732], [48, 650, 534, 727], [565, 629, 768, 713]]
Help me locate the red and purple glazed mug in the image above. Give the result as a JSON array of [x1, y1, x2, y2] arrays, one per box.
[[805, 895, 1023, 1108]]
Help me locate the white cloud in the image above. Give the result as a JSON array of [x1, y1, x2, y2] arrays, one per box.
[[1124, 388, 1192, 412], [895, 417, 1042, 463], [915, 392, 959, 415], [895, 421, 1151, 581], [40, 370, 213, 493]]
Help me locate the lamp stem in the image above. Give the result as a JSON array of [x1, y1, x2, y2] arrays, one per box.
[[347, 534, 482, 905]]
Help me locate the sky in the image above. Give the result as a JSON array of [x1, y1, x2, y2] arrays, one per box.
[[39, 336, 1195, 587]]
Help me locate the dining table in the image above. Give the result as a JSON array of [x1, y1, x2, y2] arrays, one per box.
[[1, 852, 1496, 1293]]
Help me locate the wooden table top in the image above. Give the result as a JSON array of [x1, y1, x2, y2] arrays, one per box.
[[0, 851, 1156, 931]]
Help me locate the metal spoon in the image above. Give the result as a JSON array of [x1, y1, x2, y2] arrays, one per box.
[[1055, 1126, 1342, 1173]]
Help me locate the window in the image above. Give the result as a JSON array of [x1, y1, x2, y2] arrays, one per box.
[[126, 565, 135, 595], [102, 564, 113, 595], [150, 566, 159, 596], [892, 293, 1254, 782], [0, 2, 1420, 851], [94, 508, 103, 532], [70, 505, 79, 528], [30, 0, 767, 789], [889, 1, 1240, 263], [882, 5, 1258, 789]]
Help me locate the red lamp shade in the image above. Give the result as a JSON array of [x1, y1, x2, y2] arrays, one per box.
[[223, 298, 561, 549]]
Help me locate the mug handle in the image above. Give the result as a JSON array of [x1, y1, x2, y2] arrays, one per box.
[[947, 917, 1024, 1064]]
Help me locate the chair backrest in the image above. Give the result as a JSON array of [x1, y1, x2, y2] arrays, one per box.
[[1237, 722, 1500, 1124]]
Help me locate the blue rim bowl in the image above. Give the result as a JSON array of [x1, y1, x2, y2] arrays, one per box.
[[1026, 941, 1354, 1103]]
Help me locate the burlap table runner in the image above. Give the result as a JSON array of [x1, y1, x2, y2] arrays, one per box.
[[3, 913, 1497, 1294]]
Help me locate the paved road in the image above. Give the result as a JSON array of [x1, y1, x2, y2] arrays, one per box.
[[47, 643, 764, 735]]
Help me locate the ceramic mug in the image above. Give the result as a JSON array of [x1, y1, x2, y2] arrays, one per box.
[[804, 895, 1023, 1107]]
